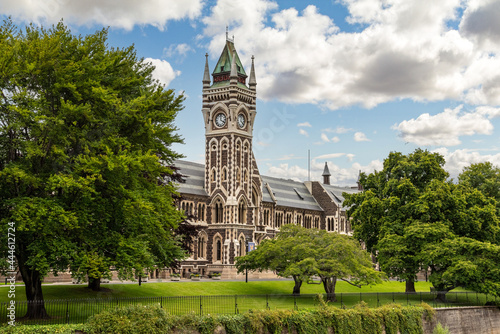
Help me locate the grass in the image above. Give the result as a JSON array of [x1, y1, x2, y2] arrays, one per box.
[[0, 280, 435, 302]]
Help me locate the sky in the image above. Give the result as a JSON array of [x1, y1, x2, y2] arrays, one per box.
[[2, 0, 500, 186]]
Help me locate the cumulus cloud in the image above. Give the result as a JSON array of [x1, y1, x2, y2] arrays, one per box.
[[354, 132, 370, 142], [202, 0, 500, 109], [299, 129, 309, 137], [144, 58, 180, 87], [432, 147, 500, 179], [394, 105, 494, 146], [164, 44, 194, 60], [297, 122, 312, 127], [0, 0, 203, 30], [263, 158, 383, 186]]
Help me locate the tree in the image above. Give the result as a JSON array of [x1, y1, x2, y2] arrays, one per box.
[[458, 162, 500, 214], [344, 149, 448, 293], [235, 225, 383, 300], [345, 149, 500, 299], [0, 20, 186, 318]]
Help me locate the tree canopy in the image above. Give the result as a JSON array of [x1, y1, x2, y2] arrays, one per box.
[[235, 225, 383, 300], [344, 149, 500, 298], [0, 20, 186, 318]]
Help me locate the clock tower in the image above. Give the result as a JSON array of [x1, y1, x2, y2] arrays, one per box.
[[201, 36, 261, 266]]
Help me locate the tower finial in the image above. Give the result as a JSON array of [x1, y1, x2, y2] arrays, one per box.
[[226, 25, 229, 40], [322, 162, 331, 185], [249, 55, 257, 90], [230, 48, 238, 84], [203, 53, 210, 87]]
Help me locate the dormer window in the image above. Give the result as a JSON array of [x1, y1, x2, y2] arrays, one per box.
[[221, 65, 224, 71]]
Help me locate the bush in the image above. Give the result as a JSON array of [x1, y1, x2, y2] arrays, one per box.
[[0, 324, 86, 333], [433, 323, 450, 334], [86, 305, 173, 334]]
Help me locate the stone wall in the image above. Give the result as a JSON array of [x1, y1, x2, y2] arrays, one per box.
[[423, 306, 500, 334]]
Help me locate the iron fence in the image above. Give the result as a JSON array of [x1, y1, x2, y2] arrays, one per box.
[[0, 291, 497, 326]]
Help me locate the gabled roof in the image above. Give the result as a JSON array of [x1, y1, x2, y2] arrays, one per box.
[[321, 183, 360, 210], [173, 160, 207, 197], [212, 40, 247, 77], [262, 176, 323, 211]]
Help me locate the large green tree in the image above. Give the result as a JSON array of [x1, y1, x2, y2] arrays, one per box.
[[344, 149, 448, 293], [235, 225, 383, 300], [345, 149, 500, 298], [0, 20, 186, 319]]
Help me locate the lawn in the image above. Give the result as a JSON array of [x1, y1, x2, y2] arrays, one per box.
[[0, 279, 435, 302]]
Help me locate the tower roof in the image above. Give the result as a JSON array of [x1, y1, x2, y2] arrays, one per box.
[[211, 39, 247, 88], [322, 162, 331, 177]]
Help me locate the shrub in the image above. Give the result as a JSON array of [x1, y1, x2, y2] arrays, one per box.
[[433, 323, 450, 334], [0, 324, 86, 333], [86, 304, 173, 334]]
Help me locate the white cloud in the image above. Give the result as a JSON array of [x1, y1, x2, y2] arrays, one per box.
[[164, 44, 194, 59], [297, 122, 312, 127], [299, 129, 309, 137], [1, 0, 204, 30], [264, 158, 383, 186], [432, 147, 500, 179], [202, 0, 500, 109], [354, 132, 370, 142], [144, 58, 180, 87], [322, 126, 353, 134], [321, 133, 330, 142], [314, 153, 346, 160], [393, 105, 494, 146], [331, 136, 340, 143]]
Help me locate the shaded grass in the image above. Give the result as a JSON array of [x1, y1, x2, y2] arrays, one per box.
[[0, 280, 434, 303]]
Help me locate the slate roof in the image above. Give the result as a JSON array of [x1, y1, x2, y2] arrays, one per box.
[[174, 160, 324, 212], [261, 176, 323, 211], [321, 184, 360, 209], [173, 160, 207, 197]]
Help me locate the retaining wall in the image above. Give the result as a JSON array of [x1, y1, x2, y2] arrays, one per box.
[[423, 306, 500, 334]]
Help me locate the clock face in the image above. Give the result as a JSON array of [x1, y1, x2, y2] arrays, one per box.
[[214, 113, 226, 127], [237, 113, 246, 129]]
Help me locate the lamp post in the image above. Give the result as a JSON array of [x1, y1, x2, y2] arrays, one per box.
[[245, 240, 248, 283]]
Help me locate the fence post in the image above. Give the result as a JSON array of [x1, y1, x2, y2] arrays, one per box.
[[235, 295, 238, 314], [200, 296, 202, 316], [266, 294, 269, 310], [294, 295, 297, 310], [377, 293, 379, 307], [66, 300, 70, 324]]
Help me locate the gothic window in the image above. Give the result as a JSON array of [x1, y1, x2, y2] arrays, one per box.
[[238, 235, 246, 257], [214, 236, 222, 262], [197, 233, 207, 259], [213, 199, 223, 224], [238, 199, 247, 224], [243, 170, 248, 183], [236, 167, 241, 182], [211, 168, 216, 182], [197, 203, 206, 221], [222, 167, 228, 181]]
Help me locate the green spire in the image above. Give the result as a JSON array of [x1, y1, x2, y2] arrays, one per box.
[[211, 39, 247, 87]]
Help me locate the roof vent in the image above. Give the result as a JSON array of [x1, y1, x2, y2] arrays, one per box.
[[293, 188, 304, 200]]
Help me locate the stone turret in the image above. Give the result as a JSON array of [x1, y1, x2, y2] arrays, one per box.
[[322, 162, 331, 185]]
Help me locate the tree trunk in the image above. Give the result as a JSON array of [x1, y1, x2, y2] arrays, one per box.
[[18, 259, 49, 319], [292, 275, 302, 295], [436, 291, 448, 303], [405, 279, 416, 294], [322, 276, 337, 302], [88, 277, 101, 291]]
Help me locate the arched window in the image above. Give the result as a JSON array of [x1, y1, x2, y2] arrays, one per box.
[[211, 168, 216, 182], [197, 234, 207, 259], [222, 167, 228, 181], [216, 239, 222, 261], [213, 199, 223, 224], [238, 235, 246, 257], [238, 199, 247, 224]]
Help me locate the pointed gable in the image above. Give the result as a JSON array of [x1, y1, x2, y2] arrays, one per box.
[[212, 39, 247, 87]]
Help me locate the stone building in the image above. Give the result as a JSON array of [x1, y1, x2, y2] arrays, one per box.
[[174, 36, 361, 278]]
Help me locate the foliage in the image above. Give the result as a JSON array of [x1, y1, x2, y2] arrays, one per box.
[[0, 324, 87, 334], [0, 19, 186, 317], [83, 303, 431, 334], [344, 149, 500, 296], [432, 322, 450, 334], [86, 305, 173, 334], [236, 224, 383, 298]]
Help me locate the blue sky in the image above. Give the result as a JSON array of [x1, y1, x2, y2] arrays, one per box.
[[2, 0, 500, 185]]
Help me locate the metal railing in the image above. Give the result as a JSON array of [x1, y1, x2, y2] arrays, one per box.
[[1, 291, 496, 326]]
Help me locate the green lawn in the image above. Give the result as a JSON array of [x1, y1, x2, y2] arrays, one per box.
[[0, 279, 435, 302]]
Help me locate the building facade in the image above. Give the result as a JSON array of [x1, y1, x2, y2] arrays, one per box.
[[174, 37, 361, 278]]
